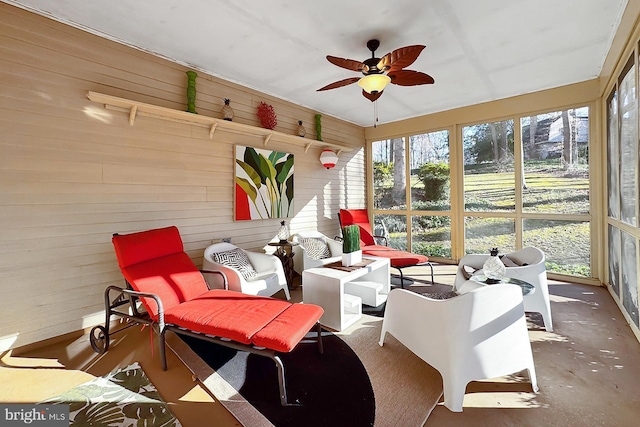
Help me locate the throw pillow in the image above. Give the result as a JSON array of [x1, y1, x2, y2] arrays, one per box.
[[211, 248, 258, 279], [299, 237, 332, 260]]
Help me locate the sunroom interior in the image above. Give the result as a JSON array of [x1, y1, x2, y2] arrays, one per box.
[[2, 0, 640, 424]]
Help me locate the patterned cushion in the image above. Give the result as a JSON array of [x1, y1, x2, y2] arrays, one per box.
[[421, 291, 458, 300], [299, 237, 332, 260], [211, 248, 257, 279]]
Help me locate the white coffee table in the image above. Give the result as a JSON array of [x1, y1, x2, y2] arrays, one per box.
[[302, 257, 390, 331]]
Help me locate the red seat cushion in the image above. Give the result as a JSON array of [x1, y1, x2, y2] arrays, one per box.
[[113, 226, 209, 319], [339, 209, 376, 246], [362, 245, 429, 268], [252, 303, 324, 352], [120, 252, 210, 319], [113, 226, 184, 269], [164, 290, 292, 345]]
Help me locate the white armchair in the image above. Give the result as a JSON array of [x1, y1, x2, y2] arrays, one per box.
[[291, 231, 343, 275], [379, 285, 538, 412], [203, 242, 290, 300], [454, 247, 552, 331]]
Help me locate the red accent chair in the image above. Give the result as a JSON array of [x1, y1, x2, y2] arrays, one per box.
[[90, 226, 324, 406], [338, 209, 434, 287]]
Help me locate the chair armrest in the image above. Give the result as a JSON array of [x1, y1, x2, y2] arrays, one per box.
[[202, 262, 246, 292], [458, 254, 489, 270], [105, 285, 166, 329], [453, 254, 489, 291], [200, 269, 228, 290], [373, 235, 388, 246]]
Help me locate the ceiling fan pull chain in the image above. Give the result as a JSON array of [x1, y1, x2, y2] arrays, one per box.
[[373, 100, 379, 128]]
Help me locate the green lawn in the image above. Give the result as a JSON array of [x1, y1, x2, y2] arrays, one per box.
[[375, 162, 591, 276]]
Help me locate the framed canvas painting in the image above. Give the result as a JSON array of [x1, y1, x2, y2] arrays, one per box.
[[235, 145, 294, 220]]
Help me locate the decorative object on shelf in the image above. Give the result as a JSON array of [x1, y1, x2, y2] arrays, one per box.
[[186, 71, 198, 114], [235, 145, 294, 220], [221, 98, 234, 121], [277, 220, 290, 243], [257, 102, 278, 129], [315, 114, 323, 141], [341, 224, 362, 267], [296, 120, 306, 137], [482, 247, 506, 284], [320, 149, 338, 169], [87, 92, 354, 152]]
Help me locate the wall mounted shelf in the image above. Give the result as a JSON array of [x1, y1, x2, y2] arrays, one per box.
[[87, 91, 352, 154]]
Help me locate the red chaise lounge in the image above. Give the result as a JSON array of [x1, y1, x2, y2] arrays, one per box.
[[90, 226, 324, 406], [339, 208, 434, 287]]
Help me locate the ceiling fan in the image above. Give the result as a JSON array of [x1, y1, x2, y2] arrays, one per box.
[[317, 39, 435, 102]]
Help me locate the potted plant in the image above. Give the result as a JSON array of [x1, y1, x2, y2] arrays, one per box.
[[342, 225, 362, 267]]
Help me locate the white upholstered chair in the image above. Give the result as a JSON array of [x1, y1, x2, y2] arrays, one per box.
[[203, 242, 290, 300], [379, 285, 538, 412], [291, 231, 343, 275], [454, 247, 552, 331]]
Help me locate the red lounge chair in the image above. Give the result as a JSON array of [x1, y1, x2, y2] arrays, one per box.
[[89, 226, 324, 406], [338, 209, 434, 287]]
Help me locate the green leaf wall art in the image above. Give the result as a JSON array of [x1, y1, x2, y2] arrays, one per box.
[[235, 145, 294, 220]]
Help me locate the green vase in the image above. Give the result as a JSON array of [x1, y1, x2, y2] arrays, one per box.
[[186, 71, 198, 114], [315, 114, 323, 141]]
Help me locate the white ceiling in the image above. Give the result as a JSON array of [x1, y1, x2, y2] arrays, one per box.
[[6, 0, 629, 127]]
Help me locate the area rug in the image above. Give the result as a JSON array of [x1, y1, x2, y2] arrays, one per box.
[[42, 362, 181, 426], [338, 315, 444, 426], [168, 315, 443, 427], [177, 330, 375, 427]]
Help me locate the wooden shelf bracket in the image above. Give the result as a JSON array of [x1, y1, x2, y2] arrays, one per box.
[[209, 123, 218, 139], [128, 106, 138, 126]]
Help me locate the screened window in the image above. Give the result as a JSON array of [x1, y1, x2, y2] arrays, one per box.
[[372, 130, 452, 258], [372, 138, 406, 210], [619, 61, 638, 226], [463, 120, 515, 212], [520, 109, 589, 215]]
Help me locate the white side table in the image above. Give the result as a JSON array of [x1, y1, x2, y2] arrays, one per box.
[[302, 257, 390, 331]]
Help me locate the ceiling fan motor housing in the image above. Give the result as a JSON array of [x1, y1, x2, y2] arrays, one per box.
[[363, 57, 382, 75]]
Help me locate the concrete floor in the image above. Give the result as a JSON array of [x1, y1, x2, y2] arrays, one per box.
[[1, 264, 639, 426], [421, 265, 640, 426]]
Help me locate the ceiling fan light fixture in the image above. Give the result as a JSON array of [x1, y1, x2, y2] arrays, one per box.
[[357, 73, 391, 94]]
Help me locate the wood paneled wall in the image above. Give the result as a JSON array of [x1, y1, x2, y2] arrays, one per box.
[[0, 3, 365, 350]]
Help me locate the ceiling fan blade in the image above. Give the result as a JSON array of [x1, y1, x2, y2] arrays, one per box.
[[317, 77, 361, 91], [326, 55, 365, 72], [389, 70, 435, 86], [377, 45, 426, 72], [362, 89, 383, 102]]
